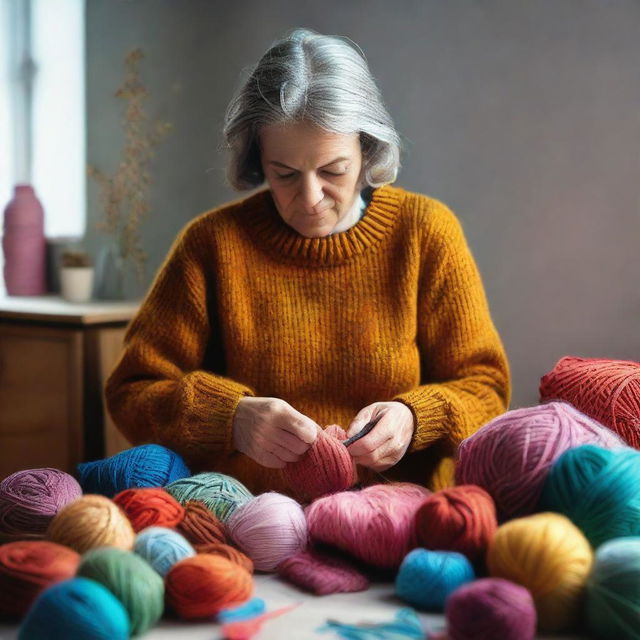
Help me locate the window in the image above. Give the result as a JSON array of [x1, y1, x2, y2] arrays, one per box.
[[0, 0, 85, 295]]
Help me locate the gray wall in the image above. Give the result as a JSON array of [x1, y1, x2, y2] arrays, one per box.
[[86, 0, 640, 410]]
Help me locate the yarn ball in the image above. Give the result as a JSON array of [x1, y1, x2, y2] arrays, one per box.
[[226, 492, 308, 571], [46, 494, 135, 554], [113, 487, 185, 532], [0, 540, 80, 617], [540, 356, 640, 448], [445, 577, 537, 640], [18, 577, 130, 640], [586, 536, 640, 639], [134, 526, 195, 577], [176, 500, 227, 546], [395, 548, 475, 611], [77, 546, 164, 636], [455, 401, 624, 520], [277, 548, 369, 595], [487, 512, 593, 631], [306, 482, 430, 569], [283, 424, 356, 503], [77, 444, 190, 498], [539, 444, 640, 547], [0, 468, 82, 539], [415, 484, 497, 563], [195, 542, 254, 573], [165, 553, 253, 619], [166, 472, 253, 522]]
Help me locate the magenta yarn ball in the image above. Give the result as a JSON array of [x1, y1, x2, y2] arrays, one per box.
[[446, 578, 536, 640], [0, 468, 82, 538], [225, 492, 308, 571], [455, 401, 624, 520]]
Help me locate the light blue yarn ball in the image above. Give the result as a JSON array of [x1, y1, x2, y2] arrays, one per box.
[[134, 526, 195, 576], [586, 536, 640, 639], [165, 472, 253, 521], [395, 548, 475, 611], [539, 444, 640, 547], [77, 444, 191, 498], [18, 577, 130, 640]]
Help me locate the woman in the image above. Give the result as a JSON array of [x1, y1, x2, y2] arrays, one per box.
[[105, 28, 511, 494]]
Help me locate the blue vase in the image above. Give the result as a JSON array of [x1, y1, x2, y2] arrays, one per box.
[[94, 242, 126, 300]]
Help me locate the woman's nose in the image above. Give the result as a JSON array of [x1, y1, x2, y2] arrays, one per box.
[[300, 174, 324, 212]]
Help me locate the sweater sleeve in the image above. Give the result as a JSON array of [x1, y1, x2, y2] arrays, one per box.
[[392, 199, 511, 453], [104, 218, 256, 467]]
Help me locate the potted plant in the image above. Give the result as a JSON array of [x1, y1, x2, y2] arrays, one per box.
[[60, 249, 94, 303]]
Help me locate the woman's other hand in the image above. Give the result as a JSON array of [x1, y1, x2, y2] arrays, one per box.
[[232, 397, 319, 468], [345, 401, 415, 472]]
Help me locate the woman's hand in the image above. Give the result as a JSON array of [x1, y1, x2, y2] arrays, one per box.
[[345, 401, 416, 472], [232, 396, 319, 468]]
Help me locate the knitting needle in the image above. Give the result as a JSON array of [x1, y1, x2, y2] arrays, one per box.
[[343, 415, 382, 447]]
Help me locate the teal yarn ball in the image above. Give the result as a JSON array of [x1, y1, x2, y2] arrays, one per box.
[[587, 537, 640, 639], [134, 526, 195, 576], [76, 547, 164, 636], [18, 577, 129, 640], [395, 548, 475, 611], [77, 444, 191, 498], [165, 472, 253, 522], [539, 444, 640, 547]]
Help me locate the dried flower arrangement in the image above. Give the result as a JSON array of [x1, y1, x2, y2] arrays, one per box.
[[88, 48, 172, 284]]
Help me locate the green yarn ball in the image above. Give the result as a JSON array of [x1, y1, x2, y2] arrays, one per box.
[[587, 537, 640, 639], [165, 472, 253, 522], [76, 547, 164, 636], [539, 444, 640, 547]]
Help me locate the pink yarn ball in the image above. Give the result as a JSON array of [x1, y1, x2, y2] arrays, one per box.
[[278, 548, 369, 595], [455, 401, 625, 520], [225, 492, 308, 572], [305, 482, 430, 569], [283, 424, 356, 503]]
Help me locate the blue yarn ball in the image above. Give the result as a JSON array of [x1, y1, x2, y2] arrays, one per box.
[[18, 577, 130, 640], [77, 444, 191, 497], [395, 548, 475, 611], [134, 526, 195, 576], [539, 444, 640, 547], [586, 537, 640, 639]]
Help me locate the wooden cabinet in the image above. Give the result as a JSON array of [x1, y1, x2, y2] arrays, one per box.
[[0, 296, 140, 479]]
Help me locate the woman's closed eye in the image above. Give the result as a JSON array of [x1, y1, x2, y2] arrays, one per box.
[[275, 170, 346, 180]]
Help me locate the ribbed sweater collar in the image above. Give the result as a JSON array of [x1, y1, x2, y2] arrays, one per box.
[[244, 183, 404, 266]]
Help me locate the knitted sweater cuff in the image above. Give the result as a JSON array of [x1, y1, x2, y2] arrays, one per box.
[[392, 388, 450, 453], [177, 371, 255, 455]]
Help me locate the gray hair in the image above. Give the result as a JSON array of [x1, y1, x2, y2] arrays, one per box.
[[222, 28, 402, 191]]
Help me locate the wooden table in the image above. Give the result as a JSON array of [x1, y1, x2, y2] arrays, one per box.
[[0, 295, 140, 479]]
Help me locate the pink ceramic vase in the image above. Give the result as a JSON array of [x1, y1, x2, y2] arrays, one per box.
[[2, 185, 46, 295]]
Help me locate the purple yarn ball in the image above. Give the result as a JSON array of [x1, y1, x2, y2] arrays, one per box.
[[446, 578, 536, 640], [0, 468, 82, 537], [455, 401, 624, 520]]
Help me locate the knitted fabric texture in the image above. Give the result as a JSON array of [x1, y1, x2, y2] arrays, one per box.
[[105, 184, 511, 494], [283, 424, 356, 502]]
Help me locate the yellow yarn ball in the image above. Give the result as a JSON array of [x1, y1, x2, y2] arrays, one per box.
[[487, 512, 593, 632], [46, 494, 135, 554]]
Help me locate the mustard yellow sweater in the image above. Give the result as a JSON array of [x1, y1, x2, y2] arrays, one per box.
[[105, 183, 511, 494]]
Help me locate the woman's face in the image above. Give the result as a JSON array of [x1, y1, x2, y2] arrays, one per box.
[[259, 120, 364, 238]]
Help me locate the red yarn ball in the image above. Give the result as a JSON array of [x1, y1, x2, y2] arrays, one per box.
[[195, 542, 254, 574], [283, 424, 357, 503], [414, 485, 497, 563], [165, 554, 253, 619], [176, 500, 226, 546], [540, 356, 640, 448], [113, 487, 184, 532]]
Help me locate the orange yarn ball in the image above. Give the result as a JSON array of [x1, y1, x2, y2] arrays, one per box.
[[540, 356, 640, 448], [46, 494, 135, 554], [0, 540, 80, 617], [165, 553, 253, 619], [176, 500, 226, 546], [113, 487, 184, 532], [415, 484, 498, 563], [195, 542, 254, 574]]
